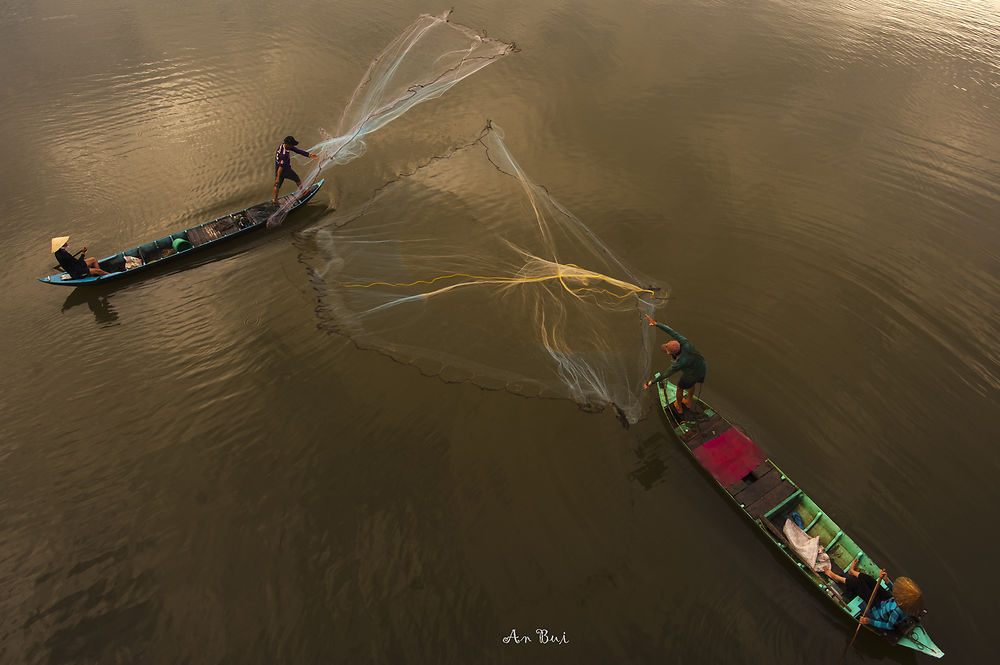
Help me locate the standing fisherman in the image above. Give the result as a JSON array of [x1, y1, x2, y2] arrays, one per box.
[[641, 313, 707, 415], [273, 135, 318, 203]]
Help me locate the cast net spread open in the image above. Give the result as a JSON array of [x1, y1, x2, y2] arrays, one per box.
[[268, 10, 515, 227], [294, 124, 668, 423]]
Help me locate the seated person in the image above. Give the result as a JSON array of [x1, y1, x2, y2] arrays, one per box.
[[825, 558, 891, 604], [863, 575, 924, 631], [825, 561, 924, 630], [52, 236, 110, 278]]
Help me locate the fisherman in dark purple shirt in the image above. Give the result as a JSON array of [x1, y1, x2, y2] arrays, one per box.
[[273, 135, 318, 203]]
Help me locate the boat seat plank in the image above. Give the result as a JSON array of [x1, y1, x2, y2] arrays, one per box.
[[188, 218, 240, 247], [726, 460, 775, 494], [763, 489, 803, 520], [684, 415, 727, 449], [187, 226, 213, 247], [746, 482, 799, 518], [681, 420, 715, 443], [732, 466, 783, 505], [726, 478, 747, 495], [211, 218, 239, 237], [688, 416, 729, 450]]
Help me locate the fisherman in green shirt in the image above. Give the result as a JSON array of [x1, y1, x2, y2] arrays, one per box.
[[642, 313, 707, 415]]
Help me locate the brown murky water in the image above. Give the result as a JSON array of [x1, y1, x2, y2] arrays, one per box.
[[2, 1, 998, 663]]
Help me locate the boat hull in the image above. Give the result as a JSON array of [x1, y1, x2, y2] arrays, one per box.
[[39, 181, 324, 286], [656, 382, 943, 658]]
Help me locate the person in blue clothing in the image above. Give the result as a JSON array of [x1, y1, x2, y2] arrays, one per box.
[[272, 135, 318, 203], [641, 313, 707, 415], [826, 563, 925, 631], [860, 574, 925, 631]]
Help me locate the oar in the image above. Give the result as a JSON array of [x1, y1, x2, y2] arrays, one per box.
[[837, 569, 885, 665]]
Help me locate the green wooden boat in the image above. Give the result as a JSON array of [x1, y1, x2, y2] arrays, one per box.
[[656, 382, 943, 658]]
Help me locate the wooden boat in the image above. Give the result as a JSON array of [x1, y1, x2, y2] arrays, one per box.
[[38, 180, 324, 286], [656, 382, 944, 658]]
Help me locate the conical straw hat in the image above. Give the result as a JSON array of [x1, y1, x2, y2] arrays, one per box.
[[51, 236, 70, 253], [892, 577, 924, 615]]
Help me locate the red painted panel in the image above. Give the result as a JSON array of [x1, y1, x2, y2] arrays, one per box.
[[692, 426, 767, 487]]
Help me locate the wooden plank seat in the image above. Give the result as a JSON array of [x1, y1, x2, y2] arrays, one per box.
[[746, 482, 798, 518], [682, 412, 727, 449], [726, 460, 774, 494], [187, 218, 239, 247], [732, 465, 785, 506]]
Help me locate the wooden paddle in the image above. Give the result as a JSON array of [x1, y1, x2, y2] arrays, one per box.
[[837, 568, 886, 665]]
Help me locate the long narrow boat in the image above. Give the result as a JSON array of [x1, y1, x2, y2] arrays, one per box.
[[38, 180, 324, 286], [656, 382, 943, 658]]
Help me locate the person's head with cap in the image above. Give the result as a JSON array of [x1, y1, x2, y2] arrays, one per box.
[[283, 136, 299, 146], [662, 340, 681, 356], [892, 577, 924, 616], [51, 236, 70, 254]]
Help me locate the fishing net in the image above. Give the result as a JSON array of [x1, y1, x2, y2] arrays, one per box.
[[294, 123, 668, 423], [268, 10, 515, 227]]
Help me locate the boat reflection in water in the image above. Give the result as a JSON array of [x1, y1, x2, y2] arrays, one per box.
[[61, 289, 119, 325]]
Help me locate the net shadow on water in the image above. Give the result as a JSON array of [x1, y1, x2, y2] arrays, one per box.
[[294, 122, 670, 425]]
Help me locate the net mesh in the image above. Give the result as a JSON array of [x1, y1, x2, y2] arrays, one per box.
[[268, 11, 515, 227], [295, 123, 668, 424]]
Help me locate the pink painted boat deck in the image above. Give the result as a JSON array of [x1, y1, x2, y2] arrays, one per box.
[[691, 427, 767, 487]]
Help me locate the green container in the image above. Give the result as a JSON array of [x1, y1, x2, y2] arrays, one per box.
[[172, 237, 192, 252]]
